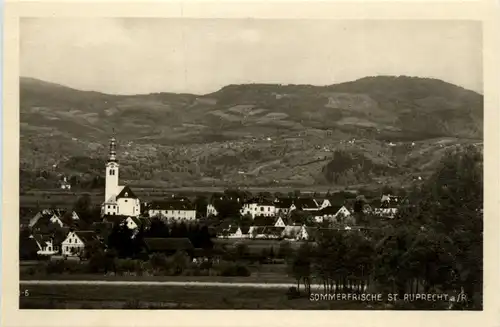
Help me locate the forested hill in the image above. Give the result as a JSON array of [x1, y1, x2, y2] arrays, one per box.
[[20, 75, 483, 189]]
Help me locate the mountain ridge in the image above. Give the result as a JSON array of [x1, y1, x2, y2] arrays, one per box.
[[19, 75, 483, 190]]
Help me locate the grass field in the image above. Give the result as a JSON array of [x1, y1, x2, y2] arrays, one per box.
[[19, 284, 392, 309], [20, 271, 294, 284]]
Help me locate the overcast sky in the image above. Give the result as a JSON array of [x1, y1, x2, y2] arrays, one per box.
[[20, 18, 482, 95]]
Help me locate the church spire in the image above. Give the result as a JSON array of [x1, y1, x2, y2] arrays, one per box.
[[108, 132, 117, 162]]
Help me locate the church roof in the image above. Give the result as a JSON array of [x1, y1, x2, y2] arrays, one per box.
[[116, 186, 138, 200]]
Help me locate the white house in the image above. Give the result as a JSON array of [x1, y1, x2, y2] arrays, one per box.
[[240, 198, 276, 219], [314, 198, 332, 210], [101, 136, 141, 217], [60, 176, 71, 190], [206, 204, 218, 217], [30, 234, 59, 256], [148, 199, 197, 221], [313, 205, 351, 223], [219, 225, 251, 239], [373, 207, 398, 218], [274, 217, 286, 227], [61, 231, 98, 257]]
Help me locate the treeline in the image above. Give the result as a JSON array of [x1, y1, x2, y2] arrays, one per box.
[[288, 146, 483, 309], [321, 150, 396, 185]]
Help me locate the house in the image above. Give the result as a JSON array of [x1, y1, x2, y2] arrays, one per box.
[[60, 176, 71, 190], [314, 198, 332, 210], [206, 197, 242, 217], [31, 212, 68, 235], [240, 198, 276, 219], [61, 231, 99, 257], [29, 209, 66, 228], [372, 194, 400, 218], [218, 225, 251, 239], [380, 194, 400, 208], [143, 237, 194, 256], [273, 198, 294, 215], [289, 198, 319, 212], [148, 199, 197, 221], [102, 136, 141, 217], [314, 205, 352, 223], [124, 216, 151, 231], [251, 216, 284, 227], [206, 204, 218, 217], [30, 234, 61, 256]]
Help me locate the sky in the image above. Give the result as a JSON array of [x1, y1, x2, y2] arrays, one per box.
[[20, 18, 483, 95]]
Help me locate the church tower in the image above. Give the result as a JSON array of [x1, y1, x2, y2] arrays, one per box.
[[105, 136, 119, 203]]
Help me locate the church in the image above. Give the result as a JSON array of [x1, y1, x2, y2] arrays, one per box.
[[101, 136, 141, 217]]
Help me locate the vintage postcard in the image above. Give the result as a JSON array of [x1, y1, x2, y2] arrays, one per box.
[[2, 0, 499, 326]]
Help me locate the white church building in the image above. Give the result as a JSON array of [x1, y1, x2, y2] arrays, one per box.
[[101, 136, 141, 217]]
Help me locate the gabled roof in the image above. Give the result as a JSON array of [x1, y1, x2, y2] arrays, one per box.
[[318, 205, 344, 215], [116, 186, 139, 200], [128, 216, 152, 229], [274, 198, 294, 208], [73, 231, 99, 244], [103, 215, 129, 225], [143, 238, 194, 252], [294, 198, 319, 210], [240, 225, 251, 234]]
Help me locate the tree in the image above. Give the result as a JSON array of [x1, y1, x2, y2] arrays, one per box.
[[73, 193, 93, 223], [194, 195, 208, 218], [288, 242, 313, 295]]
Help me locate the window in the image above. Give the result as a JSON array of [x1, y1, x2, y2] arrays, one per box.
[[69, 239, 72, 244], [107, 205, 110, 209], [125, 200, 128, 203], [109, 169, 114, 176], [260, 207, 264, 211], [113, 205, 116, 209], [268, 207, 270, 211]]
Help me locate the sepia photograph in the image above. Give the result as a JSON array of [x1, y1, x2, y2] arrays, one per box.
[[15, 15, 485, 312]]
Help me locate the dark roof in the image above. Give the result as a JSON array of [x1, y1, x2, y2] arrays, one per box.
[[103, 215, 129, 225], [274, 198, 294, 208], [129, 216, 152, 229], [246, 197, 275, 206], [74, 231, 99, 244], [252, 216, 276, 227], [318, 206, 343, 215], [144, 238, 194, 252], [116, 186, 139, 199], [294, 198, 319, 210], [149, 200, 195, 211]]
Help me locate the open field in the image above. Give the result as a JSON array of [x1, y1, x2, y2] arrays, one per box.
[[19, 283, 395, 310], [20, 272, 294, 284]]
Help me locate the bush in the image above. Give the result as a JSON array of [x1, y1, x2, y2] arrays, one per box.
[[115, 258, 143, 275], [217, 261, 251, 277]]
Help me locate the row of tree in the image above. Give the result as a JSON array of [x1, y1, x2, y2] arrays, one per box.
[[287, 146, 483, 309]]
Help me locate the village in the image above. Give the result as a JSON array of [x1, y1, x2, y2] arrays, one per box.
[[20, 137, 402, 264]]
